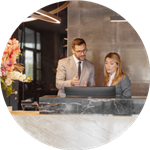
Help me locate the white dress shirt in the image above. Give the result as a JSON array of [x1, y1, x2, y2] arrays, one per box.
[[73, 54, 83, 71], [108, 72, 116, 86]]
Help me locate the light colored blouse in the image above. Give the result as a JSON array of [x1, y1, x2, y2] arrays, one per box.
[[108, 72, 116, 86]]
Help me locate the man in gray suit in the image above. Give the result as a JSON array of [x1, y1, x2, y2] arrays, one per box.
[[56, 38, 95, 96]]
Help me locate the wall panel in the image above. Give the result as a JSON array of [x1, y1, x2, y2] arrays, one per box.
[[68, 1, 150, 96]]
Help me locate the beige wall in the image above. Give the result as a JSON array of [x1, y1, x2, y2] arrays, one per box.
[[67, 1, 150, 96]]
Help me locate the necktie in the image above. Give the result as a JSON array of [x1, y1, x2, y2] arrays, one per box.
[[78, 61, 81, 79]]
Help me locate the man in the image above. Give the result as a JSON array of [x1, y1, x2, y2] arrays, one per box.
[[56, 38, 95, 96]]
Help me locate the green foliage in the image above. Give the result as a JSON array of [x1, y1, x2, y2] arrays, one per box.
[[16, 52, 22, 59], [12, 88, 15, 92], [19, 52, 22, 56], [1, 78, 7, 90], [27, 76, 32, 83], [1, 78, 13, 97], [6, 84, 13, 97]]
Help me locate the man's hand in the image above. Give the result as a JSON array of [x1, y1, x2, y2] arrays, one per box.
[[71, 73, 80, 86], [84, 81, 87, 86]]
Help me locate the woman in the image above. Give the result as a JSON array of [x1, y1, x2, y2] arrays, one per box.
[[103, 52, 132, 98]]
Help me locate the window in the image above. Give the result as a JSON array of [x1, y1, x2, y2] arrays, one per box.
[[19, 27, 42, 82], [36, 32, 41, 50], [25, 27, 35, 49], [25, 50, 34, 80], [36, 53, 41, 81]]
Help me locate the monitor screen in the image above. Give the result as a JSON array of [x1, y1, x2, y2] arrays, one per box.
[[64, 86, 116, 98]]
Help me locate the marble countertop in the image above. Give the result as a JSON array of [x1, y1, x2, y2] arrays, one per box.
[[11, 111, 138, 149], [40, 95, 147, 99], [10, 95, 146, 149], [10, 111, 134, 117], [39, 95, 146, 115]]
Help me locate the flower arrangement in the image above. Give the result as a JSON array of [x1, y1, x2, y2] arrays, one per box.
[[0, 38, 31, 97]]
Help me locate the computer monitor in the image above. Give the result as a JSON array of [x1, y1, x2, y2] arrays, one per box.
[[64, 86, 116, 98]]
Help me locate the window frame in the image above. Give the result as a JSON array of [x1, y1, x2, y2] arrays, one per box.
[[19, 26, 42, 83]]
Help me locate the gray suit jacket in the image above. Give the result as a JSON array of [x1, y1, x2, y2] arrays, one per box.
[[56, 55, 95, 96], [115, 74, 132, 98]]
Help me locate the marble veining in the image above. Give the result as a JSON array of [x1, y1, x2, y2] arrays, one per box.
[[12, 96, 145, 149], [13, 115, 138, 149], [39, 96, 146, 115]]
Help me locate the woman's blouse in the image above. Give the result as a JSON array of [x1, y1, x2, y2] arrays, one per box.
[[108, 72, 116, 86]]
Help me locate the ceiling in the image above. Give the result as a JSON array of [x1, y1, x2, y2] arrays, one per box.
[[22, 1, 68, 34]]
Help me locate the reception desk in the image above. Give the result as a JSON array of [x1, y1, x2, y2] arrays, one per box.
[[39, 95, 146, 115], [11, 96, 146, 149]]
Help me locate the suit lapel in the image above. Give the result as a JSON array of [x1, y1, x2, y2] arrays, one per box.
[[69, 55, 78, 75]]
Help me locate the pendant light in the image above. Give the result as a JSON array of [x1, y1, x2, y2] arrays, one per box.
[[23, 1, 70, 24]]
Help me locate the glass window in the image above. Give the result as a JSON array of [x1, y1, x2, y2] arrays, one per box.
[[36, 53, 41, 69], [25, 50, 34, 80], [25, 27, 35, 49], [36, 32, 41, 50], [37, 70, 41, 81], [18, 28, 23, 49]]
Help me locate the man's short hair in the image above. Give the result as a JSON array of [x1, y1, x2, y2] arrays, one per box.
[[72, 38, 86, 49]]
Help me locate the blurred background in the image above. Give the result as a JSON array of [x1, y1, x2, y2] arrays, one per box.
[[3, 1, 150, 110], [4, 1, 68, 109]]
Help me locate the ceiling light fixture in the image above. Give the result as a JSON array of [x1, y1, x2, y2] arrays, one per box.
[[110, 16, 127, 22], [35, 9, 61, 24], [49, 1, 70, 14], [23, 17, 36, 22], [24, 1, 70, 24]]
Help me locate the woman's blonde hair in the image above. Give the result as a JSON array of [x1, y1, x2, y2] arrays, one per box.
[[103, 52, 125, 86]]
